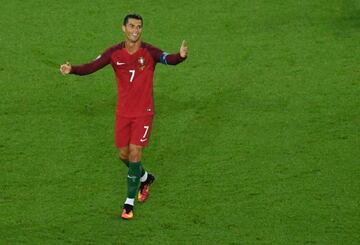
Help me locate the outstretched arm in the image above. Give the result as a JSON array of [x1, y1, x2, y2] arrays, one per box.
[[160, 40, 189, 65], [59, 48, 113, 76]]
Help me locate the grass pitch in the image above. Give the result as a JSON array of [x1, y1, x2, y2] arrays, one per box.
[[1, 0, 359, 244]]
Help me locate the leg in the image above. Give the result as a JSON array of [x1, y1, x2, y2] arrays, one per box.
[[121, 117, 154, 219], [128, 117, 156, 203], [128, 144, 143, 163], [122, 144, 143, 218], [127, 116, 152, 180], [119, 145, 147, 177], [119, 146, 129, 167], [128, 144, 155, 203], [125, 144, 143, 200]]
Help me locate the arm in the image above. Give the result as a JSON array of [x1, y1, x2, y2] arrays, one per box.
[[160, 40, 188, 65], [60, 48, 112, 76], [161, 53, 186, 65], [146, 40, 188, 66]]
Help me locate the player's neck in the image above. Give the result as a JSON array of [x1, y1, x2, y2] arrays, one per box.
[[125, 40, 141, 55]]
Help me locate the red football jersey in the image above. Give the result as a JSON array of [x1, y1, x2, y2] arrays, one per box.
[[70, 42, 186, 117]]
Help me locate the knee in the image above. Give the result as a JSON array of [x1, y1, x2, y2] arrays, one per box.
[[129, 152, 141, 162], [119, 153, 128, 161], [129, 146, 142, 162], [119, 148, 129, 161]]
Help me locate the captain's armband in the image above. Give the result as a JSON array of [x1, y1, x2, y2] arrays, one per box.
[[159, 52, 169, 64]]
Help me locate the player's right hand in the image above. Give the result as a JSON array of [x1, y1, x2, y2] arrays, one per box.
[[60, 62, 71, 75]]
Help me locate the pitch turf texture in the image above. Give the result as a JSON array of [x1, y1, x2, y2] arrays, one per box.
[[1, 0, 359, 244]]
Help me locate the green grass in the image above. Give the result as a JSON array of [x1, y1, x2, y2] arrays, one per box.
[[1, 0, 359, 244]]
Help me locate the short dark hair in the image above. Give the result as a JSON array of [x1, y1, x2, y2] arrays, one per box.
[[123, 13, 143, 26]]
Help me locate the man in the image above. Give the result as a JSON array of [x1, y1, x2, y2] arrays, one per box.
[[60, 13, 188, 220]]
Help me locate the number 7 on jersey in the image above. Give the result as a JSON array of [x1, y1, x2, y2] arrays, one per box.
[[129, 70, 135, 82]]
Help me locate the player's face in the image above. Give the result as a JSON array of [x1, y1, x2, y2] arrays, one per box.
[[122, 18, 143, 43]]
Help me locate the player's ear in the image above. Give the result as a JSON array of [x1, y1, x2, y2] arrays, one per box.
[[122, 25, 126, 33]]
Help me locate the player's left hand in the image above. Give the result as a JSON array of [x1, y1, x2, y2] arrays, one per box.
[[180, 40, 188, 58]]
